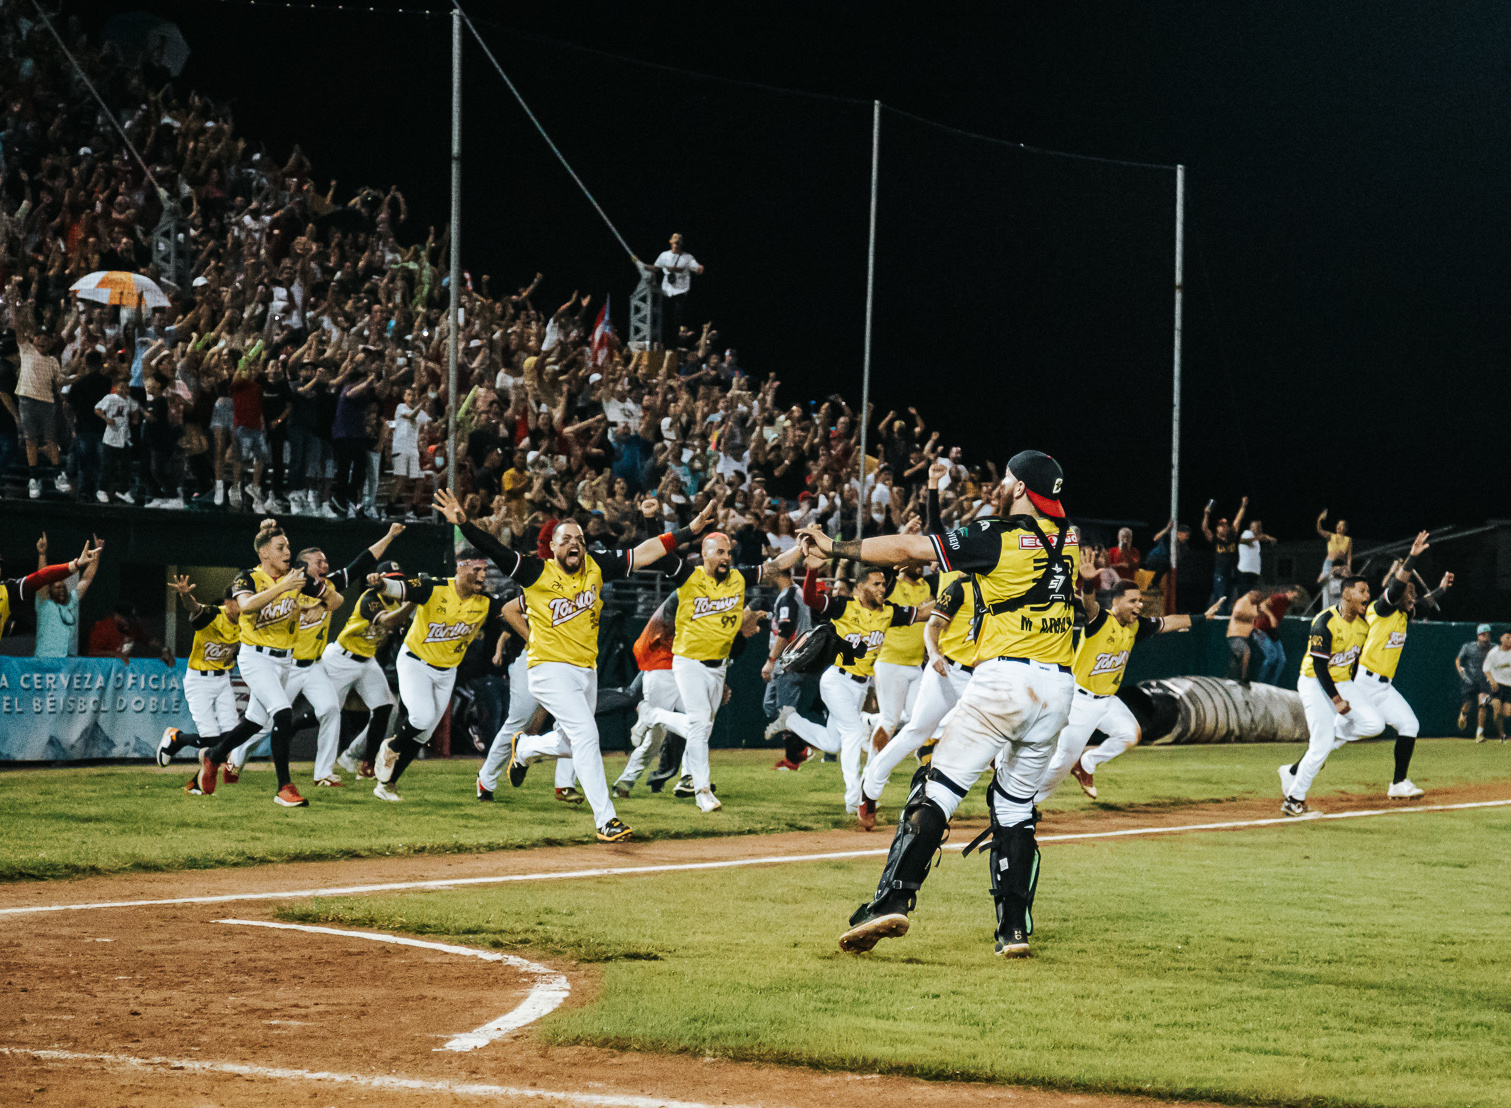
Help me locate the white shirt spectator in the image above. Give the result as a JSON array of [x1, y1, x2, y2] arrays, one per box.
[[391, 402, 430, 459], [604, 394, 642, 430], [1484, 647, 1511, 688], [1238, 529, 1262, 574], [654, 250, 701, 297], [95, 392, 138, 448], [868, 482, 891, 525]]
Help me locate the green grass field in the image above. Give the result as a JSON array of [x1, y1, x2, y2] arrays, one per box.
[[282, 788, 1511, 1108], [1, 738, 1505, 883]]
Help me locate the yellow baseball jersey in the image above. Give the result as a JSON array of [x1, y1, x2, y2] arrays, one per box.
[[877, 574, 935, 666], [400, 576, 498, 669], [931, 516, 1080, 667], [671, 565, 746, 662], [1073, 609, 1164, 696], [231, 567, 302, 650], [294, 593, 333, 662], [1300, 605, 1368, 684], [335, 588, 406, 659], [1360, 595, 1412, 680], [521, 557, 608, 669], [0, 585, 11, 640], [187, 607, 240, 672], [933, 571, 978, 666]]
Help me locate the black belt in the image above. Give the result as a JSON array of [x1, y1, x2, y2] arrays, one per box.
[[700, 658, 727, 669], [949, 660, 974, 675], [992, 655, 1072, 674], [1076, 687, 1111, 699], [837, 669, 869, 684], [251, 644, 290, 658], [335, 646, 369, 661], [1362, 669, 1390, 684], [404, 648, 450, 672], [190, 667, 231, 678], [294, 658, 316, 668]]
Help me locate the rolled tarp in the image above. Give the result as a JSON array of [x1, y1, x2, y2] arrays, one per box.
[[1119, 676, 1308, 745]]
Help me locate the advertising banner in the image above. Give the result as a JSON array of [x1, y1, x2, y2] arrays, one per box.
[[0, 657, 195, 760]]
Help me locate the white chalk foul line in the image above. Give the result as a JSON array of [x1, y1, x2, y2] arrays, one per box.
[[0, 1047, 742, 1108], [214, 919, 569, 1052], [3, 795, 1509, 919]]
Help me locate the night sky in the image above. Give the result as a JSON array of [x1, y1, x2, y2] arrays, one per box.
[[65, 0, 1511, 540]]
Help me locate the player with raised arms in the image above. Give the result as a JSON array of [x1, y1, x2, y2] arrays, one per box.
[[803, 449, 1079, 959], [434, 488, 708, 842]]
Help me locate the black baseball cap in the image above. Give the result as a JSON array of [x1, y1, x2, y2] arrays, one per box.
[[1006, 450, 1065, 517], [376, 559, 403, 577]]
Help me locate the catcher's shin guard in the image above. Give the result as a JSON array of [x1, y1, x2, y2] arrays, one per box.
[[964, 806, 1041, 940], [849, 787, 949, 925]]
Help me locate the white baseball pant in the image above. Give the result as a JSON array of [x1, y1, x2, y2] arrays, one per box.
[[1351, 670, 1420, 737], [480, 652, 544, 792], [785, 666, 871, 811], [872, 660, 922, 737], [923, 659, 1074, 827], [1036, 689, 1140, 801], [228, 647, 293, 765], [322, 644, 395, 761], [643, 656, 726, 794], [1289, 675, 1385, 800], [239, 659, 342, 778], [861, 660, 971, 803], [616, 669, 682, 789], [395, 649, 458, 744], [183, 669, 238, 738], [515, 661, 615, 828]]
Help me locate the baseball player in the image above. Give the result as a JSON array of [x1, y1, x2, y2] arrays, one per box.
[[226, 527, 406, 785], [807, 449, 1079, 959], [367, 543, 505, 801], [476, 595, 583, 801], [436, 489, 705, 843], [1354, 532, 1453, 797], [199, 519, 328, 807], [777, 556, 931, 816], [870, 561, 936, 749], [633, 535, 793, 812], [1036, 570, 1217, 802], [1279, 573, 1379, 816], [157, 578, 242, 784], [612, 595, 685, 797], [328, 560, 414, 779]]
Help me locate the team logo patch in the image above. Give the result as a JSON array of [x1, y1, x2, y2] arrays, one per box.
[[690, 595, 740, 620], [1087, 650, 1129, 676], [202, 642, 236, 663], [423, 620, 480, 644], [1385, 631, 1407, 649], [548, 589, 598, 626]]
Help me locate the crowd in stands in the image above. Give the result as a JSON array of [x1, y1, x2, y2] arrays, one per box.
[[0, 9, 1011, 558]]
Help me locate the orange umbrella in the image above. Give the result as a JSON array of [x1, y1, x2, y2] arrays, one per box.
[[69, 271, 171, 309]]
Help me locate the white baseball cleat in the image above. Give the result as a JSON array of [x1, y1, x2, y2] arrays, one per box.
[[695, 787, 722, 813], [335, 750, 361, 776], [372, 781, 402, 802], [1387, 779, 1425, 799], [763, 704, 795, 741]]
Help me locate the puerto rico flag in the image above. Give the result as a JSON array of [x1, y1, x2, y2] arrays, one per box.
[[590, 296, 614, 365]]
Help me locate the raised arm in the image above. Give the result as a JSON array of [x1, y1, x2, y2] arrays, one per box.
[[1160, 599, 1224, 633], [798, 526, 935, 566], [1315, 509, 1330, 540]]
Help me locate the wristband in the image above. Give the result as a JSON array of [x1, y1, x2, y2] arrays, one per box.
[[659, 532, 680, 554], [1187, 613, 1204, 627], [670, 527, 697, 547]]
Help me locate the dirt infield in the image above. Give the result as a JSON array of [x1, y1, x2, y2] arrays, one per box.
[[5, 784, 1507, 1108]]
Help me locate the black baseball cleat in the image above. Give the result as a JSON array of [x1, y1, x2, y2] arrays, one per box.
[[596, 818, 633, 843], [506, 731, 528, 788], [838, 906, 910, 953], [672, 775, 695, 798], [476, 778, 494, 802], [1281, 796, 1310, 818], [995, 927, 1031, 958], [157, 727, 182, 767]]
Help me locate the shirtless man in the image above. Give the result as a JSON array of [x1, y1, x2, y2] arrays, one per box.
[[1226, 587, 1263, 685]]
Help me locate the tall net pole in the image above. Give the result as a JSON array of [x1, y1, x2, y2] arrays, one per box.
[[447, 7, 463, 497], [857, 99, 880, 542], [1168, 164, 1185, 610]]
